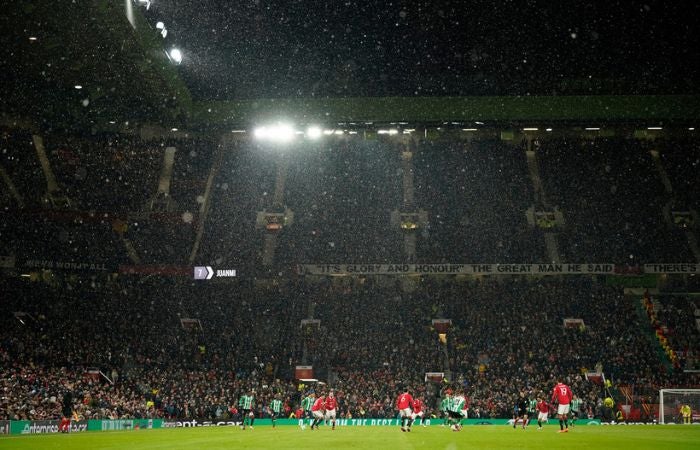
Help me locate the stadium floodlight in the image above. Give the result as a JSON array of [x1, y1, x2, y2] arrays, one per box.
[[462, 128, 478, 132], [171, 128, 178, 132], [74, 85, 83, 89], [648, 126, 663, 130], [522, 127, 538, 131], [231, 130, 246, 134], [29, 36, 37, 41], [306, 126, 322, 139], [254, 123, 296, 143], [546, 128, 553, 132], [156, 22, 167, 38], [334, 130, 344, 135], [689, 127, 696, 131], [585, 127, 601, 131], [322, 129, 334, 135], [169, 48, 183, 64]]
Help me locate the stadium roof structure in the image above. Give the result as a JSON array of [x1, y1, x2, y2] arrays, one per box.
[[2, 2, 700, 132]]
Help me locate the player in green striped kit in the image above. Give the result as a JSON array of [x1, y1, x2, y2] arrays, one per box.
[[570, 395, 582, 427], [238, 391, 255, 430], [448, 391, 467, 431], [300, 392, 315, 430], [440, 392, 452, 427], [269, 394, 283, 428]]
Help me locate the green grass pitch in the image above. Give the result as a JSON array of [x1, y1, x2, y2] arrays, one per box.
[[2, 425, 699, 450]]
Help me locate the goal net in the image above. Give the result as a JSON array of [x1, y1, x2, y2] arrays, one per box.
[[659, 389, 700, 424]]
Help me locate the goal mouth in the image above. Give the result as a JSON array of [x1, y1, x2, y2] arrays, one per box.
[[658, 389, 700, 425]]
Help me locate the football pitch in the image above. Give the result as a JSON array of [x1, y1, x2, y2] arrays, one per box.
[[1, 425, 699, 450]]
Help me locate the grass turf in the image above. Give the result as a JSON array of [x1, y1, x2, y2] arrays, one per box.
[[1, 425, 699, 450]]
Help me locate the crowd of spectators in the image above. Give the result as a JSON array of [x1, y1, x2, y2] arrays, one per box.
[[651, 295, 700, 371], [2, 275, 698, 422]]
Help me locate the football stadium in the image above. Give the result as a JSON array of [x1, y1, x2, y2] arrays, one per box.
[[1, 2, 700, 449]]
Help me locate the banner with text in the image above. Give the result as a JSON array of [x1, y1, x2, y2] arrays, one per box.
[[10, 420, 88, 435], [88, 419, 162, 431], [300, 263, 616, 276], [21, 259, 113, 272], [643, 263, 700, 274]]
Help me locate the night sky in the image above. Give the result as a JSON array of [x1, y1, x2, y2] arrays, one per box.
[[143, 0, 700, 99]]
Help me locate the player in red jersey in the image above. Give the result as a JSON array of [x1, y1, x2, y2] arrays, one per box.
[[551, 379, 573, 433], [310, 393, 326, 430], [535, 396, 549, 430], [396, 387, 414, 432], [411, 397, 426, 427], [325, 391, 338, 430]]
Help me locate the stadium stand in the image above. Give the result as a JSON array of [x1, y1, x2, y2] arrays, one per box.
[[1, 131, 699, 424]]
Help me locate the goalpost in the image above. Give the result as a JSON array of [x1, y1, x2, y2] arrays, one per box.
[[659, 389, 700, 424]]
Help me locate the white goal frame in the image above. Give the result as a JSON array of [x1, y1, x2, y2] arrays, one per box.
[[659, 389, 700, 424]]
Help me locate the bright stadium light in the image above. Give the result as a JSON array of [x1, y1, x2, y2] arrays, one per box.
[[689, 127, 696, 131], [306, 126, 322, 139], [169, 48, 183, 64], [254, 123, 296, 143], [523, 127, 538, 131], [156, 21, 165, 30], [546, 128, 553, 132], [74, 85, 83, 89], [648, 126, 663, 130], [462, 128, 478, 132], [585, 127, 601, 131]]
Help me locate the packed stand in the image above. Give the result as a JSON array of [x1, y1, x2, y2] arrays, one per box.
[[3, 275, 698, 422], [652, 296, 700, 371]]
